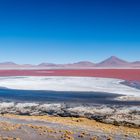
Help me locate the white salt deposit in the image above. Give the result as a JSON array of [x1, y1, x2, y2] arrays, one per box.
[[15, 103, 39, 108], [0, 76, 139, 97], [0, 102, 14, 108]]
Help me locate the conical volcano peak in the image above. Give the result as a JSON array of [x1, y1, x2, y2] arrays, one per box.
[[97, 56, 129, 67]]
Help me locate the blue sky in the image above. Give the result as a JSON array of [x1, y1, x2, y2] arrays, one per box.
[[0, 0, 140, 64]]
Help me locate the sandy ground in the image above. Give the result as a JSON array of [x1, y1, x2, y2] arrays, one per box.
[[0, 114, 139, 140]]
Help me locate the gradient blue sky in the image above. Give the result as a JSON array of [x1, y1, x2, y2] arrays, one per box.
[[0, 0, 140, 64]]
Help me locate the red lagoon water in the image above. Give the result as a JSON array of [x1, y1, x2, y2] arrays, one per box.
[[0, 69, 140, 81]]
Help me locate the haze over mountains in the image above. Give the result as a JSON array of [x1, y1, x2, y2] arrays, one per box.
[[0, 56, 140, 69]]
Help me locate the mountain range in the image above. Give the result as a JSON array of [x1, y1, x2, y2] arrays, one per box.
[[0, 56, 140, 69]]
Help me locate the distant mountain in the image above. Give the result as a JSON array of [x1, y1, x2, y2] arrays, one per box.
[[22, 64, 35, 67], [38, 61, 95, 68], [38, 63, 60, 67], [96, 56, 130, 67], [0, 56, 139, 69], [0, 62, 34, 69], [0, 62, 18, 66], [0, 62, 20, 68], [131, 61, 140, 65], [131, 61, 140, 68], [65, 61, 95, 67]]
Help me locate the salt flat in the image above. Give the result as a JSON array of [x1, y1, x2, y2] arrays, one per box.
[[0, 76, 139, 97]]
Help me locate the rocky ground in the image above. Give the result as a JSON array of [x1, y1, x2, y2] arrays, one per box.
[[0, 114, 139, 140], [0, 102, 140, 128]]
